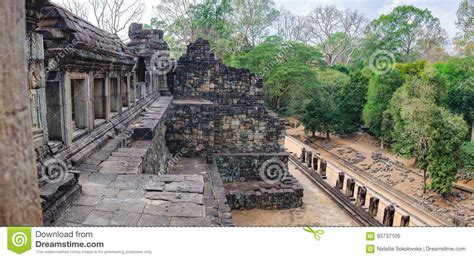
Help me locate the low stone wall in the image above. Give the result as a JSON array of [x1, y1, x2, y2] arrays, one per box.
[[39, 94, 161, 225], [215, 153, 289, 182], [131, 97, 173, 175], [225, 178, 303, 210], [216, 153, 304, 210]]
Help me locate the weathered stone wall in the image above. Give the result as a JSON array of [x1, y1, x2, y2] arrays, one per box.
[[216, 153, 289, 182], [166, 100, 215, 157], [171, 39, 285, 154], [168, 39, 303, 210], [132, 97, 173, 175]]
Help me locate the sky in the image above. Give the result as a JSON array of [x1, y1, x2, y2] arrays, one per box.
[[272, 0, 461, 38], [53, 0, 462, 39]]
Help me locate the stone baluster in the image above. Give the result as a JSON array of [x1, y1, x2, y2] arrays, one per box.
[[369, 197, 380, 218], [355, 186, 367, 207], [400, 215, 411, 227], [306, 151, 312, 167], [301, 147, 306, 163], [319, 160, 327, 179], [345, 178, 356, 200], [312, 155, 319, 172], [383, 204, 396, 226], [336, 172, 345, 189]]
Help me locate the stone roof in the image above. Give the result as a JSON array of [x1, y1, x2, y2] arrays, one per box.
[[38, 2, 134, 71]]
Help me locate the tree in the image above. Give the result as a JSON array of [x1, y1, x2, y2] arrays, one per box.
[[432, 57, 474, 141], [305, 6, 368, 66], [273, 9, 311, 43], [152, 0, 198, 55], [389, 71, 469, 195], [367, 5, 446, 61], [60, 0, 89, 19], [227, 36, 324, 113], [0, 0, 43, 226], [335, 69, 369, 134], [88, 0, 144, 36], [232, 0, 279, 48], [427, 108, 467, 195], [300, 69, 351, 139], [454, 0, 474, 56], [362, 69, 404, 142], [190, 0, 233, 59], [56, 0, 145, 38]]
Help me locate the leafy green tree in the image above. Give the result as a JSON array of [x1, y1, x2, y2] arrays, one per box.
[[389, 74, 468, 195], [190, 0, 233, 58], [366, 5, 446, 61], [232, 0, 279, 48], [454, 0, 474, 56], [431, 57, 474, 141], [227, 36, 324, 113], [362, 69, 404, 142], [334, 69, 369, 134], [461, 142, 474, 174], [300, 69, 351, 138], [427, 108, 468, 195]]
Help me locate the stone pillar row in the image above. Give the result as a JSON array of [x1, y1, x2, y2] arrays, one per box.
[[298, 146, 411, 227]]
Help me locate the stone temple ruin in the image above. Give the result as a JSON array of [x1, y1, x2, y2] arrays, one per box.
[[23, 1, 303, 226]]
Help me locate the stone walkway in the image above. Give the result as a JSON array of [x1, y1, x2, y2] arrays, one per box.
[[54, 98, 233, 227], [55, 158, 230, 227]]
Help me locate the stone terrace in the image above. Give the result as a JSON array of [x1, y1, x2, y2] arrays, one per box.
[[54, 97, 233, 227]]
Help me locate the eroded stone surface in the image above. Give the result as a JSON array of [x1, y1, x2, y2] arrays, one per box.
[[55, 159, 228, 227]]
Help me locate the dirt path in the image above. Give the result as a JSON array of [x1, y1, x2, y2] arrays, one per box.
[[232, 164, 360, 227]]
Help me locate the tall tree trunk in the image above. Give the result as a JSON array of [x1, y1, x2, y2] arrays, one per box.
[[0, 0, 43, 226], [471, 120, 473, 142], [423, 169, 427, 194]]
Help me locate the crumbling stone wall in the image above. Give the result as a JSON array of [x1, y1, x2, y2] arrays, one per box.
[[170, 39, 285, 154], [168, 39, 303, 210]]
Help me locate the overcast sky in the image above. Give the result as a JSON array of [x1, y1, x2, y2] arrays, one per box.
[[53, 0, 462, 39]]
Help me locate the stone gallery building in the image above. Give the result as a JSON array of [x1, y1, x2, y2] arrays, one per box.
[[4, 0, 303, 226]]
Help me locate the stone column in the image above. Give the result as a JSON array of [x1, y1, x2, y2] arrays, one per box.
[[0, 0, 43, 226], [301, 148, 306, 163], [86, 72, 95, 130], [63, 72, 73, 146], [104, 73, 111, 121]]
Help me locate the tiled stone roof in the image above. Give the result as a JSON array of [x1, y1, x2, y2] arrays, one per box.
[[38, 2, 134, 71]]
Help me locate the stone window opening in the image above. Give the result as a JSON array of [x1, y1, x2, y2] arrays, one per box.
[[70, 79, 88, 139], [136, 57, 146, 83], [110, 77, 119, 117], [136, 57, 147, 99], [93, 78, 106, 127]]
